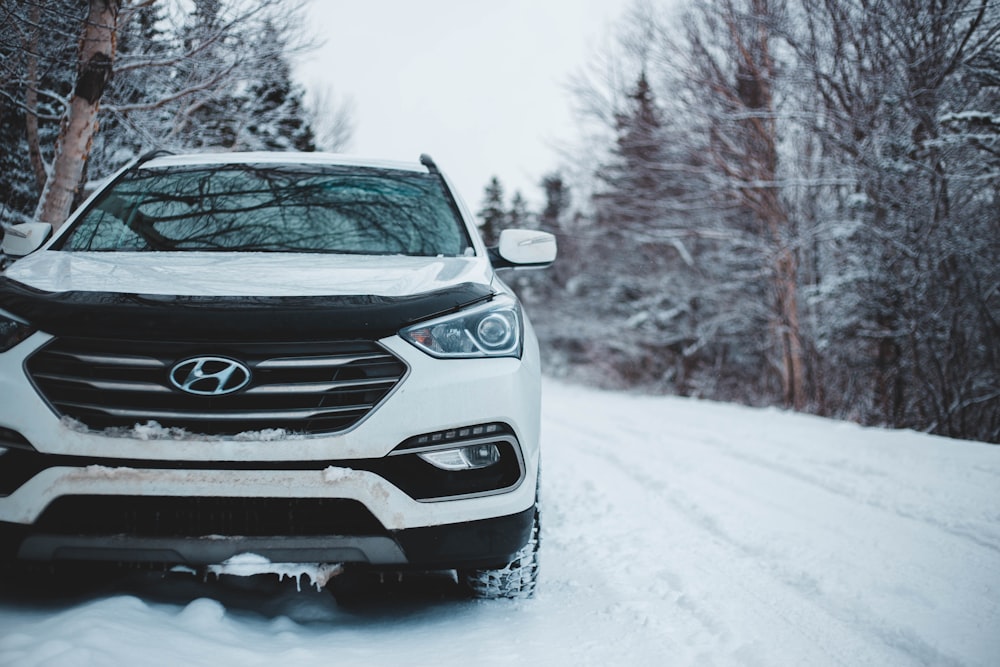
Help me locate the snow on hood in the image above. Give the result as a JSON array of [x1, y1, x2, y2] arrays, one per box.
[[3, 251, 492, 297]]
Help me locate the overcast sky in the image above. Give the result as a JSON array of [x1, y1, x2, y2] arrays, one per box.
[[297, 1, 631, 211]]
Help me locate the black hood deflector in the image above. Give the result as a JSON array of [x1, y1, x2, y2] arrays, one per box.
[[0, 277, 494, 341]]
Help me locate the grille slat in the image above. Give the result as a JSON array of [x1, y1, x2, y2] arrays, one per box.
[[256, 353, 388, 369], [28, 338, 407, 435], [246, 377, 395, 394], [32, 373, 172, 393], [60, 402, 372, 421], [46, 351, 166, 367]]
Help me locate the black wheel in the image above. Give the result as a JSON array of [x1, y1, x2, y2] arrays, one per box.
[[459, 503, 540, 600]]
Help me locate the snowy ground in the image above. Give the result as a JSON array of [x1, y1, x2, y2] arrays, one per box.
[[1, 379, 998, 666]]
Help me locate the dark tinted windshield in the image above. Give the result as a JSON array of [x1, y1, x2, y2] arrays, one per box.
[[57, 163, 473, 256]]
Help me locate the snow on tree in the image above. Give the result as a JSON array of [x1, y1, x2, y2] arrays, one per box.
[[539, 0, 997, 441], [239, 20, 316, 152], [0, 0, 353, 230], [776, 0, 1000, 441], [0, 1, 87, 222], [678, 0, 809, 409]]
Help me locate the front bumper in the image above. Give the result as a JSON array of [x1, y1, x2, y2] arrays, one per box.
[[0, 507, 535, 569], [0, 332, 542, 567]]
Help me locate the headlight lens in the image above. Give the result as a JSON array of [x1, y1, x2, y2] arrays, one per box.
[[0, 311, 35, 352], [400, 295, 523, 358]]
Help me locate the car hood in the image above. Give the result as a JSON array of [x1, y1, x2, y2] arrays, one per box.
[[0, 252, 499, 340], [2, 251, 493, 297]]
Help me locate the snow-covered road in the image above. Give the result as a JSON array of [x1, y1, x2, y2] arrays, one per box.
[[2, 379, 998, 666]]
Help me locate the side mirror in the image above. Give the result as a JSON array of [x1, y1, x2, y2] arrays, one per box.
[[1, 222, 52, 258], [491, 229, 557, 269]]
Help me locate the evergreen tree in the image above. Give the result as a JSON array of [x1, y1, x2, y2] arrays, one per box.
[[476, 176, 506, 246], [507, 191, 531, 229], [575, 70, 707, 390], [239, 20, 315, 151], [175, 0, 242, 149], [536, 172, 573, 291], [539, 173, 569, 234], [594, 71, 670, 231]]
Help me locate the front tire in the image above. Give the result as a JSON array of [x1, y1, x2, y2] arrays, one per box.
[[459, 503, 539, 599]]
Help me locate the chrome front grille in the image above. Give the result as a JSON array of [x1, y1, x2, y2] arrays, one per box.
[[26, 338, 407, 435]]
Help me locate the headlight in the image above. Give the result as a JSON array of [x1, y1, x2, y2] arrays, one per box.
[[400, 295, 523, 358], [0, 311, 35, 352]]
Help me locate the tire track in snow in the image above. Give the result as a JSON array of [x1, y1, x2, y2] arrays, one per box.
[[543, 416, 884, 665], [542, 405, 973, 666], [693, 437, 1000, 556]]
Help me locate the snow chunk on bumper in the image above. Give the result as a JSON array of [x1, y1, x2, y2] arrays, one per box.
[[201, 553, 343, 591]]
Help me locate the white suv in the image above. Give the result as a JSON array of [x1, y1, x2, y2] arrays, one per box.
[[0, 152, 555, 598]]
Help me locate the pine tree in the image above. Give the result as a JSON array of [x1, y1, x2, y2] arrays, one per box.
[[594, 71, 670, 232], [174, 0, 242, 149], [580, 71, 706, 389], [539, 173, 569, 234], [239, 20, 315, 151], [535, 173, 573, 292], [476, 176, 506, 246], [507, 191, 531, 229]]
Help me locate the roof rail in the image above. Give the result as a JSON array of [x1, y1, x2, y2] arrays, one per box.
[[419, 153, 439, 174], [132, 149, 174, 169]]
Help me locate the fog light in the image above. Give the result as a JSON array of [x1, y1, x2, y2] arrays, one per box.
[[418, 443, 502, 471]]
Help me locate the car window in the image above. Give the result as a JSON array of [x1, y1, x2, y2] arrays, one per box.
[[57, 164, 473, 256]]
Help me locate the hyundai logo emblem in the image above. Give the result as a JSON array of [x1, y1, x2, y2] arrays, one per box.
[[169, 356, 251, 396]]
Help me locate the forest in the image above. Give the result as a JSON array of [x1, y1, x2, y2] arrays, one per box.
[[1, 0, 998, 443], [485, 0, 1000, 444]]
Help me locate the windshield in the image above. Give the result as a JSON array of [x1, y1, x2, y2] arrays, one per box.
[[56, 163, 474, 256]]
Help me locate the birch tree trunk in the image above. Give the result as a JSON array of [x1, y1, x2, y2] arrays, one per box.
[[34, 0, 121, 230]]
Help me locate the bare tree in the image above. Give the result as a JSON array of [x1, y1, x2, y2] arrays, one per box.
[[672, 0, 812, 408], [785, 0, 1000, 440]]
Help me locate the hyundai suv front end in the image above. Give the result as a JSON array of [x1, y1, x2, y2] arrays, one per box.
[[0, 152, 555, 598]]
